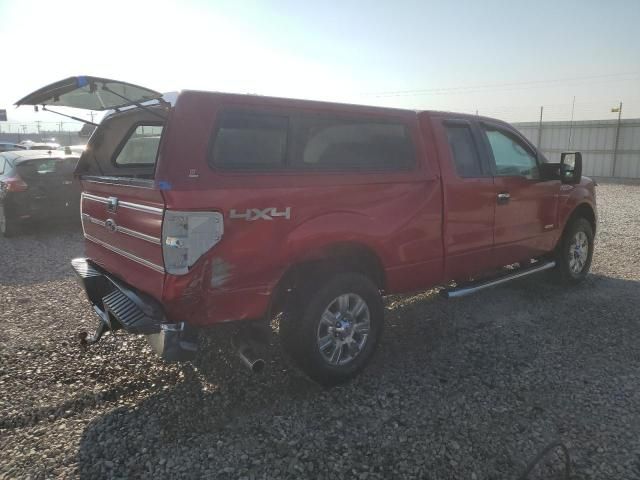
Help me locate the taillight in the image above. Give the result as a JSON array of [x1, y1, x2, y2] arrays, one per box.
[[2, 176, 28, 192], [162, 211, 224, 275]]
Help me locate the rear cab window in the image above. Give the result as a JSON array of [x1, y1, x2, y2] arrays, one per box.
[[209, 109, 415, 172]]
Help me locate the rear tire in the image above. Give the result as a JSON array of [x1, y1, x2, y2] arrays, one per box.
[[553, 217, 594, 284], [0, 204, 19, 237], [280, 273, 384, 386]]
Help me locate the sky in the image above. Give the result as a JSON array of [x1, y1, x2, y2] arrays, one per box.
[[0, 0, 639, 131]]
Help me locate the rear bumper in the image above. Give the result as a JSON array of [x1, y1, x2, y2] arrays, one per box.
[[71, 258, 197, 361]]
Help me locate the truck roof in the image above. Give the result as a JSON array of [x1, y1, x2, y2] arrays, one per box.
[[175, 90, 510, 126], [178, 89, 417, 116]]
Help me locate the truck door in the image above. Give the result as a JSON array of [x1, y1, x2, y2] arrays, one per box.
[[432, 117, 496, 281], [479, 123, 559, 265]]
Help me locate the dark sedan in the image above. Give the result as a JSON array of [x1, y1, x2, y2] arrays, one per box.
[[0, 150, 80, 236]]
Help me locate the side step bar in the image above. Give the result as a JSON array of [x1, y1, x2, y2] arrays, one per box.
[[441, 261, 556, 299]]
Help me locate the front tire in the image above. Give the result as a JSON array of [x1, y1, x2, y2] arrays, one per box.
[[554, 217, 594, 283], [280, 273, 384, 386]]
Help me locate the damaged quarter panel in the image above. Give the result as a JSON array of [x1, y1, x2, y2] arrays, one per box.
[[160, 190, 294, 325], [162, 182, 441, 326]]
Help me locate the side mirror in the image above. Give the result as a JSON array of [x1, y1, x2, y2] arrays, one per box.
[[560, 152, 582, 184]]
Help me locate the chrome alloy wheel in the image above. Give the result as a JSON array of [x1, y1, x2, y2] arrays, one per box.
[[568, 230, 589, 274], [317, 293, 371, 366]]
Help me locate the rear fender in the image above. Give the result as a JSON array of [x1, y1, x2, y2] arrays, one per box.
[[284, 211, 387, 271], [268, 212, 387, 317]]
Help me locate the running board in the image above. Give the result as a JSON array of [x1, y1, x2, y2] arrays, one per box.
[[441, 261, 556, 299]]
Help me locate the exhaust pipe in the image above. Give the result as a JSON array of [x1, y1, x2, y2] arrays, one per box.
[[233, 337, 266, 373]]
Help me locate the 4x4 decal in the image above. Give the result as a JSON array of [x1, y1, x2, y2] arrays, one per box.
[[229, 207, 291, 221]]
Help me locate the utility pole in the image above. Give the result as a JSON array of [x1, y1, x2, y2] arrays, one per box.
[[567, 96, 576, 149], [537, 106, 544, 148], [612, 101, 623, 177]]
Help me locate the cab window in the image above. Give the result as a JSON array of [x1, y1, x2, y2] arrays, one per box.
[[292, 116, 415, 170], [445, 124, 483, 177], [483, 127, 539, 179], [210, 111, 288, 170]]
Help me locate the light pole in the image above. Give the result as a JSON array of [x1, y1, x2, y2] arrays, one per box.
[[537, 106, 544, 148], [611, 102, 623, 177], [567, 96, 576, 149]]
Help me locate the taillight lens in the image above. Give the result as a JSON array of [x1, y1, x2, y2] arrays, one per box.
[[2, 176, 28, 192], [162, 211, 224, 275]]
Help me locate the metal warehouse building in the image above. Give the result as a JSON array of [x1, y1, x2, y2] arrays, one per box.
[[514, 119, 640, 180]]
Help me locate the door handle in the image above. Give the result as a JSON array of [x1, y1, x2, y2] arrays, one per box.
[[497, 192, 510, 204]]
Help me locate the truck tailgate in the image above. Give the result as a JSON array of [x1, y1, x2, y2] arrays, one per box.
[[80, 179, 165, 300]]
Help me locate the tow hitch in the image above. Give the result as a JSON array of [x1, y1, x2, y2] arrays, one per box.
[[78, 306, 113, 346], [71, 258, 198, 362]]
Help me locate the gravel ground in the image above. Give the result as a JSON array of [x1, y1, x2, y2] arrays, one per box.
[[1, 184, 639, 480]]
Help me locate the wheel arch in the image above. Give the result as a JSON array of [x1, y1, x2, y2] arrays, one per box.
[[268, 241, 386, 318], [565, 202, 597, 235]]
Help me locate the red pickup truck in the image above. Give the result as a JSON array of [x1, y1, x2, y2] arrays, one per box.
[[18, 77, 597, 384]]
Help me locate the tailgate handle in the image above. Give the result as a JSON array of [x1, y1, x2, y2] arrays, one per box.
[[107, 197, 119, 213]]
